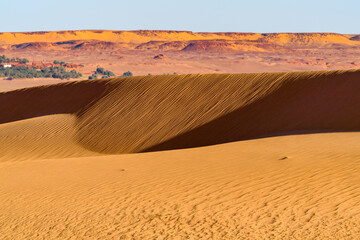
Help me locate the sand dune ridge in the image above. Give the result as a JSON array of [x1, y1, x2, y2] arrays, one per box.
[[1, 69, 360, 158]]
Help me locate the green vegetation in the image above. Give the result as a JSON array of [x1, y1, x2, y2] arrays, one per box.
[[0, 55, 83, 80], [122, 71, 133, 77], [88, 69, 135, 80], [89, 67, 116, 79], [53, 60, 66, 65], [0, 55, 29, 64], [0, 66, 82, 79], [95, 67, 116, 77], [88, 74, 99, 80], [95, 67, 105, 74]]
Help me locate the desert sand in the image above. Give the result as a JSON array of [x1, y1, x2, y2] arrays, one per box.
[[0, 70, 360, 239]]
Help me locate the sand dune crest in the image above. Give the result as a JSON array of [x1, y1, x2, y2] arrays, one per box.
[[2, 69, 360, 157]]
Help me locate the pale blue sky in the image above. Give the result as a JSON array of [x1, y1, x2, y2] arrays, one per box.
[[0, 0, 359, 33]]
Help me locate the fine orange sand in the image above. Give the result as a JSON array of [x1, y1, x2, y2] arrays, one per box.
[[1, 70, 360, 239]]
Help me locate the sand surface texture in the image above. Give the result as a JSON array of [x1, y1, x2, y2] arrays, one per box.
[[0, 70, 360, 239]]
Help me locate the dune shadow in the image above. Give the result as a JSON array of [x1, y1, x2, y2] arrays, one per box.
[[144, 71, 360, 152], [2, 70, 360, 154]]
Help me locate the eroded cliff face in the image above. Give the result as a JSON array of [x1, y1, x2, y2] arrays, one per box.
[[0, 30, 359, 52]]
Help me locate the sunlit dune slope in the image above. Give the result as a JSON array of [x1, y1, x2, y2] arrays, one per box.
[[0, 115, 99, 161], [1, 69, 360, 158]]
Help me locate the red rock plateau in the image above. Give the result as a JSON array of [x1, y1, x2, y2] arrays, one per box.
[[0, 30, 359, 84]]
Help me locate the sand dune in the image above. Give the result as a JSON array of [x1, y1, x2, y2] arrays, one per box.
[[1, 70, 360, 238], [3, 69, 360, 155], [77, 70, 360, 153]]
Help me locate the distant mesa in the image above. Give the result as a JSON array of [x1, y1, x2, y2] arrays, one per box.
[[1, 30, 360, 53]]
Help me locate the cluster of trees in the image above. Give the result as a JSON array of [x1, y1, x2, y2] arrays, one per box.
[[122, 71, 133, 77], [88, 74, 99, 80], [0, 66, 82, 79], [89, 67, 117, 79], [0, 55, 29, 64]]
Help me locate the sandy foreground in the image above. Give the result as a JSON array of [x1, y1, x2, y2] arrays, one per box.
[[1, 70, 360, 239], [0, 127, 359, 239]]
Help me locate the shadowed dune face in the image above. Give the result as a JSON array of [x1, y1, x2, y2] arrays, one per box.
[[1, 69, 360, 155], [74, 73, 285, 153], [75, 70, 360, 153], [145, 70, 360, 151]]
